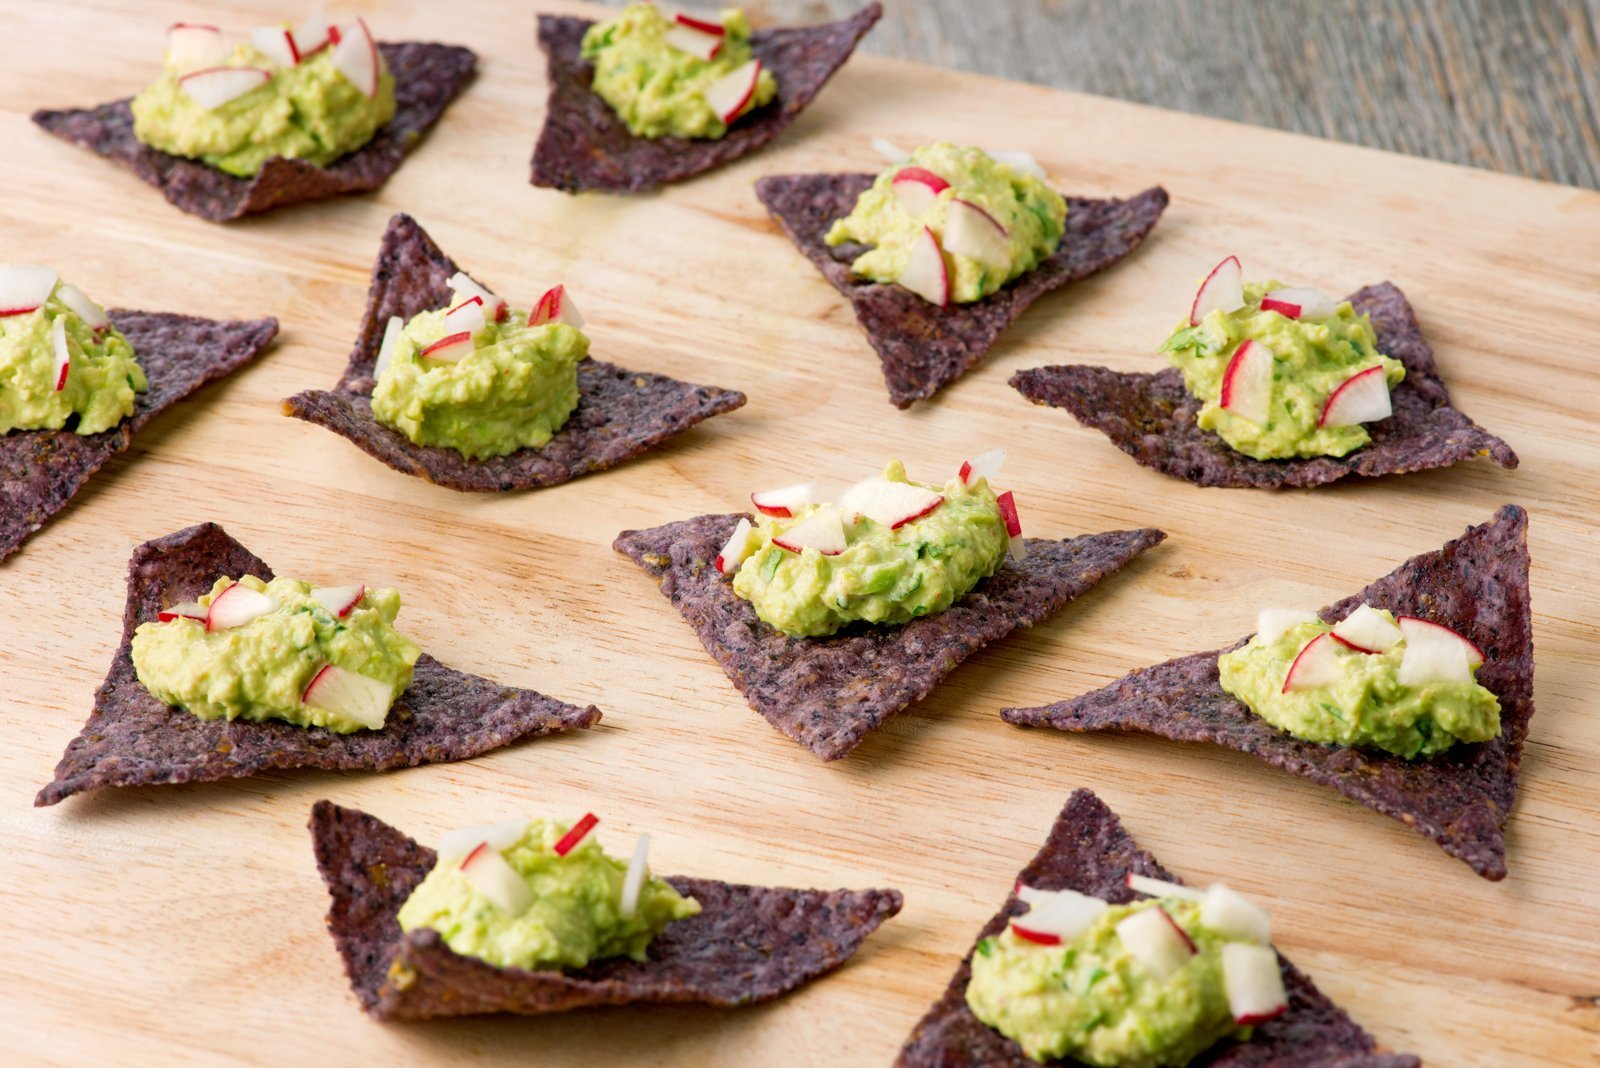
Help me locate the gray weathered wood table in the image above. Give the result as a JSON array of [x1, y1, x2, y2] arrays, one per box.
[[638, 0, 1600, 190]]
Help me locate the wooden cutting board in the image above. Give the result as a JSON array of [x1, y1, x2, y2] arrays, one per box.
[[2, 2, 1597, 1065]]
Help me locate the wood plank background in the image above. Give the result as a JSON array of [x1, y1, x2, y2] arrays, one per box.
[[2, 2, 1599, 1066]]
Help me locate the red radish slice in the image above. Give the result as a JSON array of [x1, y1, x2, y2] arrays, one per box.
[[0, 264, 58, 317], [702, 58, 761, 125], [206, 583, 277, 632], [553, 812, 599, 856], [50, 318, 70, 392], [619, 832, 653, 919], [158, 601, 208, 623], [1223, 942, 1288, 1025], [1219, 339, 1274, 427], [664, 23, 722, 61], [1318, 366, 1391, 427], [372, 315, 404, 378], [300, 664, 392, 730], [166, 22, 224, 72], [1281, 632, 1344, 693], [443, 295, 486, 336], [293, 15, 332, 58], [1397, 616, 1484, 667], [891, 166, 950, 216], [311, 584, 365, 619], [872, 137, 909, 163], [943, 198, 1011, 268], [1010, 923, 1061, 946], [996, 491, 1022, 537], [331, 17, 379, 97], [459, 842, 535, 915], [1330, 604, 1402, 654], [1116, 906, 1196, 981], [1398, 634, 1471, 686], [1009, 886, 1109, 945], [772, 507, 848, 555], [1201, 884, 1272, 944], [1260, 286, 1337, 321], [959, 448, 1005, 487], [55, 283, 109, 330], [673, 11, 727, 36], [751, 480, 817, 517], [438, 818, 529, 861], [447, 272, 507, 322], [420, 331, 473, 363], [529, 285, 584, 329], [835, 476, 944, 529], [328, 24, 342, 46], [251, 26, 300, 66], [987, 149, 1046, 180], [1189, 255, 1245, 325], [180, 66, 272, 109], [898, 226, 950, 306], [1125, 872, 1205, 902], [715, 517, 760, 574], [1256, 608, 1318, 645]]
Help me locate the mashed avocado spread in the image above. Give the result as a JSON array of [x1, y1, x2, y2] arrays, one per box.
[[1160, 282, 1404, 460], [131, 575, 420, 733], [825, 144, 1066, 304], [967, 897, 1250, 1066], [131, 32, 396, 178], [0, 271, 145, 435], [580, 3, 777, 139], [370, 282, 587, 460], [730, 460, 1010, 638], [1219, 609, 1500, 759], [397, 817, 700, 971]]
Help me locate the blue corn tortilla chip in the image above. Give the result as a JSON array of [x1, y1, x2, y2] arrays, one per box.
[[532, 5, 882, 193], [896, 788, 1420, 1067], [615, 512, 1165, 760], [33, 43, 475, 222], [0, 309, 277, 562], [310, 800, 902, 1019], [1002, 506, 1532, 880], [1011, 283, 1517, 488], [755, 175, 1168, 407], [282, 213, 746, 492], [35, 523, 601, 806]]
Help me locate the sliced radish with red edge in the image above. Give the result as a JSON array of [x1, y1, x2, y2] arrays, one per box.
[[834, 476, 943, 529], [1200, 884, 1272, 944], [943, 198, 1011, 268], [420, 331, 473, 363], [250, 26, 300, 66], [715, 517, 760, 574], [312, 584, 365, 619], [331, 17, 379, 97], [166, 23, 224, 71], [1125, 872, 1205, 902], [1115, 906, 1196, 981], [0, 264, 58, 318], [180, 66, 272, 109], [300, 664, 391, 730], [1281, 632, 1344, 693], [750, 481, 817, 518], [1396, 616, 1484, 667], [49, 318, 70, 391], [1318, 366, 1391, 427], [897, 226, 949, 306], [1189, 255, 1245, 326], [1222, 942, 1288, 1025], [619, 833, 652, 919], [158, 601, 208, 623], [959, 448, 1005, 487], [529, 285, 584, 329], [459, 842, 535, 915], [1256, 608, 1318, 645], [553, 812, 599, 856], [890, 167, 949, 216], [56, 283, 109, 330], [1330, 604, 1401, 654], [206, 583, 277, 632], [702, 58, 761, 125], [1219, 339, 1274, 427], [664, 23, 722, 61], [772, 507, 848, 555]]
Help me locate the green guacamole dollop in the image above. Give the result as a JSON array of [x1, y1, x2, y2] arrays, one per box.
[[824, 144, 1067, 304], [731, 460, 1009, 638], [1219, 612, 1500, 758], [967, 898, 1249, 1066], [397, 818, 701, 971], [1159, 282, 1405, 460], [370, 295, 587, 461], [580, 3, 777, 139], [130, 575, 420, 733], [130, 40, 396, 177], [0, 277, 145, 435]]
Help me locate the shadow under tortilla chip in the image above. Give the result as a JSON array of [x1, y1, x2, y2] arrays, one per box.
[[33, 43, 476, 223], [615, 513, 1165, 761], [310, 800, 902, 1020], [35, 523, 601, 806], [755, 175, 1168, 407], [1003, 506, 1533, 880], [283, 213, 745, 492], [1, 310, 277, 563], [896, 789, 1420, 1067], [1011, 283, 1517, 488], [532, 5, 882, 194]]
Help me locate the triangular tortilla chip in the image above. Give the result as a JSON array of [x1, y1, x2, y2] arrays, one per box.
[[33, 43, 475, 222], [755, 175, 1168, 407], [1, 310, 277, 562], [36, 523, 601, 805], [896, 789, 1420, 1067], [616, 513, 1165, 760], [1012, 283, 1517, 488], [282, 213, 745, 492], [531, 5, 882, 193], [310, 800, 902, 1020], [1003, 506, 1532, 879]]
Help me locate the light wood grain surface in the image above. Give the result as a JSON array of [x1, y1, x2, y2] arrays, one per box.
[[3, 2, 1599, 1066]]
